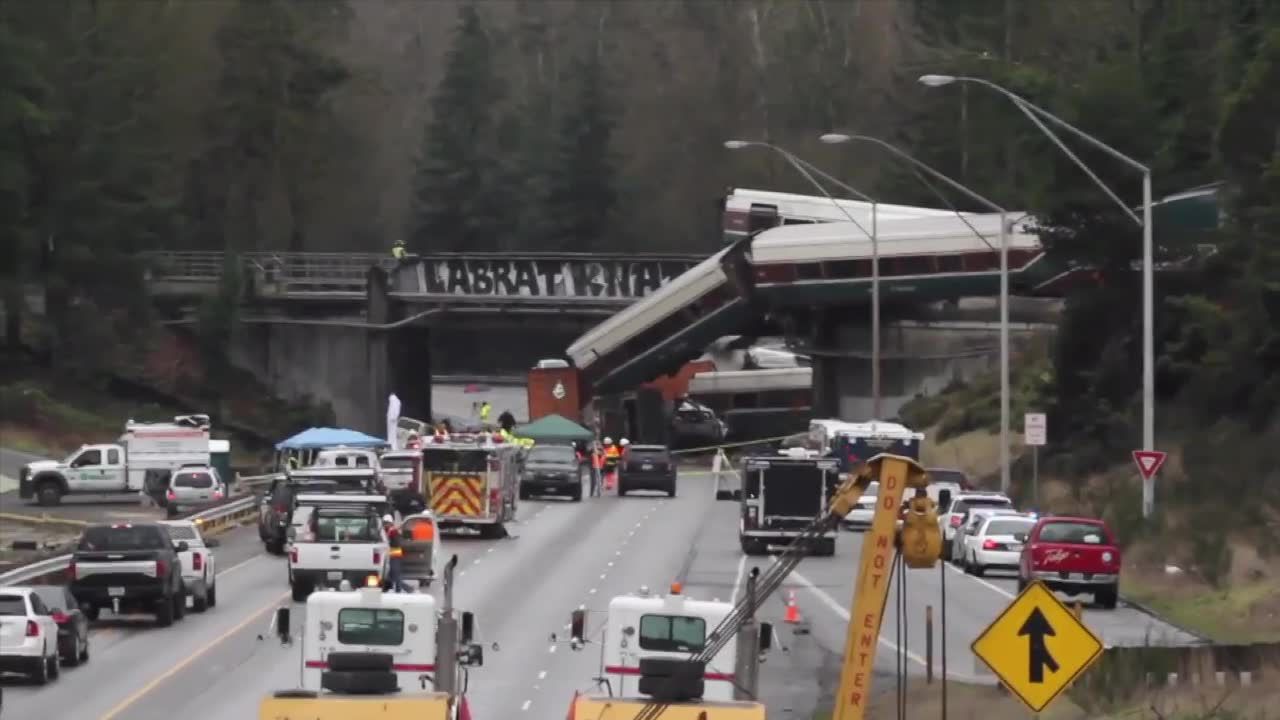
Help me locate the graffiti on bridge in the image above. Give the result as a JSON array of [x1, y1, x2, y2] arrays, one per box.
[[421, 258, 697, 299]]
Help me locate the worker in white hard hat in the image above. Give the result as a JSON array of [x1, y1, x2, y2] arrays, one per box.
[[383, 514, 409, 593]]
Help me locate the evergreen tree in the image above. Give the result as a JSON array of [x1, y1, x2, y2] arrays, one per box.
[[542, 49, 618, 252], [407, 4, 510, 252]]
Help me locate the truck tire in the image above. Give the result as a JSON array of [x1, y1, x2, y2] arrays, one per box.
[[569, 483, 583, 502], [84, 605, 100, 622], [1095, 583, 1118, 609], [327, 652, 394, 672], [321, 670, 398, 694], [36, 480, 63, 507], [155, 595, 175, 627], [172, 589, 186, 620], [193, 584, 208, 612], [291, 580, 311, 602], [207, 583, 217, 608], [740, 537, 766, 556], [266, 538, 285, 555], [518, 485, 530, 500], [479, 523, 507, 540]]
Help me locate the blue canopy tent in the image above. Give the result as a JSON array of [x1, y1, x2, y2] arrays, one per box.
[[274, 427, 389, 471], [276, 427, 390, 450]]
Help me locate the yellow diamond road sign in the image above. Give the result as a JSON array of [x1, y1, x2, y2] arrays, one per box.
[[971, 580, 1104, 713]]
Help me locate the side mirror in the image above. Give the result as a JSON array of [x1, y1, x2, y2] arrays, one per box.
[[275, 606, 291, 643], [462, 643, 484, 667], [175, 541, 189, 553], [570, 608, 586, 643], [206, 538, 221, 548], [758, 622, 773, 652], [461, 611, 476, 645]]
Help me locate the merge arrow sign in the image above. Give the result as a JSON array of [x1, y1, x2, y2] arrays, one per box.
[[1017, 607, 1060, 683]]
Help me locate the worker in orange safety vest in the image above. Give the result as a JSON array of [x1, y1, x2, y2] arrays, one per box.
[[590, 443, 604, 497]]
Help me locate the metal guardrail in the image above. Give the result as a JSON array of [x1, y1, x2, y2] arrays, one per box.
[[0, 495, 260, 587]]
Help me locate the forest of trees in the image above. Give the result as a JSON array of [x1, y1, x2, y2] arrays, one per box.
[[1, 0, 1276, 496]]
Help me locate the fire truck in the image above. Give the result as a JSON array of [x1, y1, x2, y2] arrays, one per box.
[[420, 433, 520, 538]]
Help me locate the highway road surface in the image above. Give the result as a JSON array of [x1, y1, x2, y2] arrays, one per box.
[[2, 469, 1202, 719]]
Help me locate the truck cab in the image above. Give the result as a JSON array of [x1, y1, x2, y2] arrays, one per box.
[[20, 418, 212, 506], [301, 586, 439, 692], [738, 452, 841, 556]]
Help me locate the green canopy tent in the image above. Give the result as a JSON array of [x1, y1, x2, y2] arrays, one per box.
[[515, 414, 594, 444]]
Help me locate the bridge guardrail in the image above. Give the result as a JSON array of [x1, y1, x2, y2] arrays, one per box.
[[0, 495, 260, 587]]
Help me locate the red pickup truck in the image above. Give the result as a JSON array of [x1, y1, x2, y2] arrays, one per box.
[[1017, 516, 1121, 609]]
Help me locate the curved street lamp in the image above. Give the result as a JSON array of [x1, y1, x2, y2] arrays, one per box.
[[920, 73, 1156, 516], [818, 133, 1012, 494]]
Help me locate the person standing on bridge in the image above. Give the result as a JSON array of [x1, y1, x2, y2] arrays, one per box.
[[479, 401, 491, 429], [391, 238, 407, 262]]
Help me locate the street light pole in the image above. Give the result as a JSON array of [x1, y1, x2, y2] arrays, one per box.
[[919, 73, 1157, 516], [819, 133, 1012, 494], [723, 140, 883, 418]]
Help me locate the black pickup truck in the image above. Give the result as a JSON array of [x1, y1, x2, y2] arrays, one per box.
[[69, 523, 188, 626]]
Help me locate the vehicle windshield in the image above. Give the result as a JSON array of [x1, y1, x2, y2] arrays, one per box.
[[987, 519, 1035, 536], [78, 525, 167, 551], [862, 481, 880, 498], [928, 470, 967, 486], [314, 511, 380, 542], [172, 471, 214, 489], [163, 524, 200, 541], [527, 446, 576, 464], [0, 595, 27, 616], [423, 449, 488, 473], [379, 455, 416, 470], [1038, 521, 1109, 545]]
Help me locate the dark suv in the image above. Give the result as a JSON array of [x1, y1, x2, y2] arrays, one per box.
[[617, 445, 677, 497], [519, 445, 585, 501]]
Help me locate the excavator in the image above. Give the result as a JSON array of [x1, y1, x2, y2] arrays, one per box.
[[566, 452, 942, 720]]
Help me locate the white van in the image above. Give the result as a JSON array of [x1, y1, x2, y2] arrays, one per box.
[[301, 587, 438, 693]]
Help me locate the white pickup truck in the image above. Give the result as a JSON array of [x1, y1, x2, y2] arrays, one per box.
[[286, 494, 389, 602], [159, 520, 219, 612]]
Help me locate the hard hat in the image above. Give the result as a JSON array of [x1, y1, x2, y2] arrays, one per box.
[[620, 438, 630, 446], [382, 514, 394, 524], [603, 437, 613, 444]]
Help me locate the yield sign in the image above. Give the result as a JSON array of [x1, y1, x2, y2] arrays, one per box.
[[1132, 450, 1167, 480]]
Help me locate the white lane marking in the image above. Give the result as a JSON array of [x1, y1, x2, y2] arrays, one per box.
[[945, 562, 1014, 598], [538, 670, 547, 680], [521, 700, 532, 711], [549, 644, 557, 653], [730, 553, 748, 604], [607, 561, 614, 568], [615, 551, 622, 557], [589, 588, 597, 595], [216, 555, 263, 578], [599, 573, 607, 579], [487, 547, 496, 553], [473, 558, 482, 565]]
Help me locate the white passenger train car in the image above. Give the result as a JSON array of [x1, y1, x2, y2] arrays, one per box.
[[687, 368, 812, 397], [567, 246, 742, 391], [723, 188, 965, 241]]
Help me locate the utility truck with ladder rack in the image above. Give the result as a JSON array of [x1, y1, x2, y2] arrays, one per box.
[[258, 555, 486, 720], [563, 452, 943, 720]]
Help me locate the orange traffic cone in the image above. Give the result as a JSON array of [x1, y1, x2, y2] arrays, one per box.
[[566, 690, 580, 720], [784, 590, 801, 624], [458, 695, 472, 720]]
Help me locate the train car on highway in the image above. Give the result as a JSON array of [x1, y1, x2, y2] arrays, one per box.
[[687, 367, 813, 442], [421, 434, 519, 538], [721, 187, 963, 243]]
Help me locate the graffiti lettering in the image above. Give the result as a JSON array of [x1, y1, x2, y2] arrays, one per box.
[[421, 259, 692, 299]]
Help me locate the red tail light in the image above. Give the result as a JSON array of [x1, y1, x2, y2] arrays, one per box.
[[192, 552, 203, 571], [372, 550, 382, 566], [50, 611, 70, 624], [212, 488, 224, 500], [166, 489, 176, 501], [982, 539, 998, 550], [950, 516, 963, 528], [289, 548, 298, 563], [489, 488, 500, 509], [67, 559, 77, 581], [26, 620, 39, 637], [156, 559, 169, 578]]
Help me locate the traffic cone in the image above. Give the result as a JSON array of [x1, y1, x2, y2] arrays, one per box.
[[458, 695, 472, 720], [605, 471, 616, 490], [566, 690, 580, 720], [784, 590, 801, 624]]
